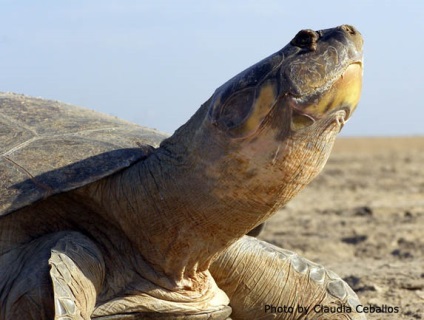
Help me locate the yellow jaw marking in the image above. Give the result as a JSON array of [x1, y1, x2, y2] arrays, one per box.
[[305, 62, 363, 117]]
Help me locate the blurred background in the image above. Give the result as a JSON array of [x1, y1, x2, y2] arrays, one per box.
[[1, 0, 423, 136]]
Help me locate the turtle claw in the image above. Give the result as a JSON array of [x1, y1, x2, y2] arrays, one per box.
[[336, 113, 347, 128]]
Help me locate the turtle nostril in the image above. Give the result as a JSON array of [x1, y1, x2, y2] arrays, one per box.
[[340, 25, 357, 35], [291, 29, 319, 51]]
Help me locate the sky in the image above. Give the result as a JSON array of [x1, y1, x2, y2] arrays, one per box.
[[0, 0, 423, 136]]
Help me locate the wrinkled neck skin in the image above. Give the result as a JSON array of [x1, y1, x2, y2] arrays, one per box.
[[90, 102, 342, 294]]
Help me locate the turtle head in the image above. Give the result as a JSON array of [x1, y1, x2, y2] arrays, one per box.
[[160, 25, 363, 235], [208, 24, 363, 137]]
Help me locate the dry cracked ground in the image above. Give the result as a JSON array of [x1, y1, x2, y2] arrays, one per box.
[[260, 137, 424, 320]]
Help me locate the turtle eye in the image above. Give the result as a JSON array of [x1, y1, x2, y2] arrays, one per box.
[[210, 82, 277, 138], [212, 89, 255, 130]]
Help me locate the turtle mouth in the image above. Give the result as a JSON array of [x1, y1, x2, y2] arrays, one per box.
[[290, 61, 363, 131]]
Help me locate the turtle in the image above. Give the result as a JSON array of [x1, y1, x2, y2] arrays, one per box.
[[0, 25, 365, 320]]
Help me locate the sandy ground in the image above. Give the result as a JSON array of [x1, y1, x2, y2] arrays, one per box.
[[260, 137, 424, 320]]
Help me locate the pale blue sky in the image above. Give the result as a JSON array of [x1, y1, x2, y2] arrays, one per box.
[[1, 0, 423, 136]]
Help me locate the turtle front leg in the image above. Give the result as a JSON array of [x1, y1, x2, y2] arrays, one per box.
[[210, 236, 365, 320], [0, 231, 104, 320], [49, 232, 105, 319]]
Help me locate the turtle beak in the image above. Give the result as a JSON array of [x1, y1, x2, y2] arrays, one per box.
[[330, 60, 363, 121], [328, 24, 364, 121], [289, 59, 363, 131]]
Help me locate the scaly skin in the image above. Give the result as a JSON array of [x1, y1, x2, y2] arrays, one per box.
[[211, 236, 366, 320], [88, 25, 363, 317]]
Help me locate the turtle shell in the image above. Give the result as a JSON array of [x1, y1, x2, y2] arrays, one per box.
[[0, 92, 168, 216]]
